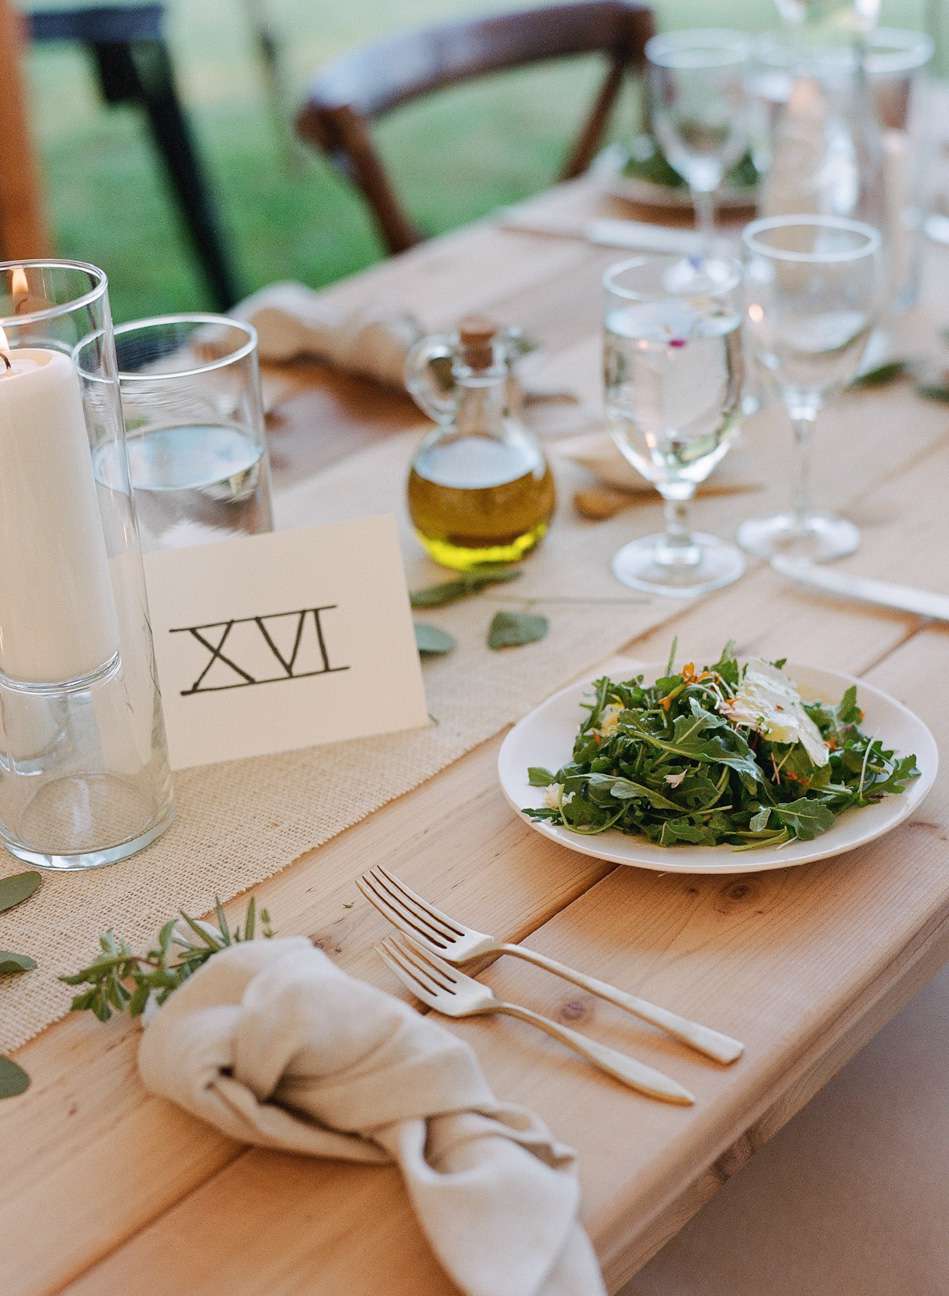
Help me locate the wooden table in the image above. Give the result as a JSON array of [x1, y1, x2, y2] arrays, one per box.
[[3, 178, 948, 1296]]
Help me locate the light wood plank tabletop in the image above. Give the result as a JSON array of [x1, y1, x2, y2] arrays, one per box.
[[2, 176, 948, 1296]]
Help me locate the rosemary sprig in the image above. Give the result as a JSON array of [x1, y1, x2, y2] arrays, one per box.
[[61, 896, 271, 1023]]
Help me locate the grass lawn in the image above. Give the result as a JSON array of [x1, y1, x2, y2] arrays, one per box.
[[23, 0, 934, 320]]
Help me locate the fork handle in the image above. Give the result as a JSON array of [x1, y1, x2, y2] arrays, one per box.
[[494, 1001, 694, 1104], [497, 944, 743, 1065]]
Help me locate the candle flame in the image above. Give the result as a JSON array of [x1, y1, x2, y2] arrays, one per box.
[[10, 268, 28, 301]]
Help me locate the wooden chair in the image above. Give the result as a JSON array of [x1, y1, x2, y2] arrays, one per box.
[[296, 0, 654, 255]]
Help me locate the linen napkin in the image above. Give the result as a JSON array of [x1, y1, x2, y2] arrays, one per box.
[[231, 281, 421, 385], [138, 937, 606, 1296], [554, 430, 759, 496]]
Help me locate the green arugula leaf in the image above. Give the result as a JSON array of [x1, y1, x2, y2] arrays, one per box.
[[773, 797, 836, 840], [632, 714, 762, 786], [865, 752, 920, 797], [0, 871, 42, 914], [414, 623, 456, 655], [0, 1055, 30, 1099], [528, 767, 557, 786], [410, 566, 521, 607], [0, 951, 37, 975], [749, 806, 771, 832], [488, 610, 549, 650], [586, 772, 683, 811]]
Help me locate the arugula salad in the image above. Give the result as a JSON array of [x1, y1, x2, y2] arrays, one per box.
[[525, 645, 920, 850]]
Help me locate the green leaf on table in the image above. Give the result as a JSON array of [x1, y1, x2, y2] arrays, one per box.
[[410, 565, 521, 608], [0, 1055, 30, 1099], [0, 951, 37, 975], [414, 623, 456, 656], [488, 610, 549, 650], [0, 871, 42, 915], [851, 360, 909, 388], [773, 797, 836, 840], [916, 381, 949, 403]]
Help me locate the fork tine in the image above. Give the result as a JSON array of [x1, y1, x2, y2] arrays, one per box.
[[372, 864, 466, 937], [389, 934, 459, 993], [377, 939, 444, 1002], [366, 866, 460, 941], [393, 934, 464, 987], [357, 874, 450, 949]]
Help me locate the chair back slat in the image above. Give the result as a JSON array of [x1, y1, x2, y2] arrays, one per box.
[[298, 0, 654, 255]]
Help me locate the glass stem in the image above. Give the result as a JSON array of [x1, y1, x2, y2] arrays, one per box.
[[657, 489, 701, 568], [692, 188, 717, 260], [790, 409, 818, 532]]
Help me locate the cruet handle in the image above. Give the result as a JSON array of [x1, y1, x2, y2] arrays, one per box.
[[404, 334, 459, 425]]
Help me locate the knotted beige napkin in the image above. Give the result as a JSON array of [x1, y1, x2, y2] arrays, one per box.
[[138, 937, 606, 1296], [231, 281, 421, 386], [555, 430, 759, 496]]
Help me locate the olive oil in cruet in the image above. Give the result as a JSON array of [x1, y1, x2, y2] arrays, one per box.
[[405, 318, 555, 570]]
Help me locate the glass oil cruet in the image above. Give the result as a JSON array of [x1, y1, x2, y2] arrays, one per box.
[[405, 317, 555, 570]]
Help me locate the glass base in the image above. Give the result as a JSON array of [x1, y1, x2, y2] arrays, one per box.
[[612, 532, 745, 598], [0, 792, 174, 871], [737, 512, 859, 562]]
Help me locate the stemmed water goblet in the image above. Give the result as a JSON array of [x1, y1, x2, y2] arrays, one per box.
[[645, 29, 750, 258], [738, 215, 882, 561], [604, 255, 746, 598]]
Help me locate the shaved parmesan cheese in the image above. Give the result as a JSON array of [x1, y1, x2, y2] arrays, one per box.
[[722, 658, 829, 767]]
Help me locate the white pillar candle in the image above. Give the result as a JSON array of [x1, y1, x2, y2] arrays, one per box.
[[0, 341, 119, 684]]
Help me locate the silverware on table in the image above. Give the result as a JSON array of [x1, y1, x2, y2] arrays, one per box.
[[499, 212, 705, 257], [377, 934, 694, 1104], [358, 864, 743, 1065], [772, 555, 949, 623]]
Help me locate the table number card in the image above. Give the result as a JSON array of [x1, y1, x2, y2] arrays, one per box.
[[144, 515, 429, 769]]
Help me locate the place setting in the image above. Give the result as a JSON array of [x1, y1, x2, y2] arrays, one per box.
[[1, 1, 947, 1295]]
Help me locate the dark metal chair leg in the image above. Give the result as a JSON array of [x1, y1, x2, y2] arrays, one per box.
[[122, 39, 240, 309]]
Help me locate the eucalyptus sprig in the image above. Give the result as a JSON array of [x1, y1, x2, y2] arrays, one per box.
[[410, 564, 521, 608], [61, 896, 271, 1023]]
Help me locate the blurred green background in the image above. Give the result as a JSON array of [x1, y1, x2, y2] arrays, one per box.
[[22, 0, 938, 319]]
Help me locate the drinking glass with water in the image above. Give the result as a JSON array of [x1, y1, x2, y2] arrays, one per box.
[[97, 314, 273, 551], [603, 255, 746, 598]]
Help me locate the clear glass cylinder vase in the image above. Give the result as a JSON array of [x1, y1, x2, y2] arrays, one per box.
[[0, 260, 174, 870]]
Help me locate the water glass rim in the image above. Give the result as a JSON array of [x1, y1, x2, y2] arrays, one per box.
[[112, 312, 258, 380], [742, 216, 881, 264], [646, 28, 750, 69], [603, 254, 742, 302], [0, 258, 108, 331], [752, 25, 933, 75]]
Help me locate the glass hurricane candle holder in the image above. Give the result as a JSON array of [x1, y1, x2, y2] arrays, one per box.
[[0, 260, 174, 870]]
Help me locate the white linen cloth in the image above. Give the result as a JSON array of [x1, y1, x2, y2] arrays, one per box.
[[231, 281, 421, 385], [138, 937, 606, 1296], [554, 430, 758, 496]]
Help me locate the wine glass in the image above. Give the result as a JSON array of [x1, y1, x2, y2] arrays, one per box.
[[604, 255, 746, 598], [646, 30, 750, 258], [738, 215, 882, 561]]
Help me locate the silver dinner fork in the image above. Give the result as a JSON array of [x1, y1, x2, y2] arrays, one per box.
[[358, 864, 743, 1065], [377, 934, 694, 1104]]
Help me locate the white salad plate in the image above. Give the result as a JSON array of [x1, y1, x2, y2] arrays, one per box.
[[497, 660, 938, 875]]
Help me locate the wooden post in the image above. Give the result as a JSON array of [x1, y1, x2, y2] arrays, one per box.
[[0, 0, 49, 259]]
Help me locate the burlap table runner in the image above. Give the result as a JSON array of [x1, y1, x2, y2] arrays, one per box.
[[0, 428, 686, 1053]]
